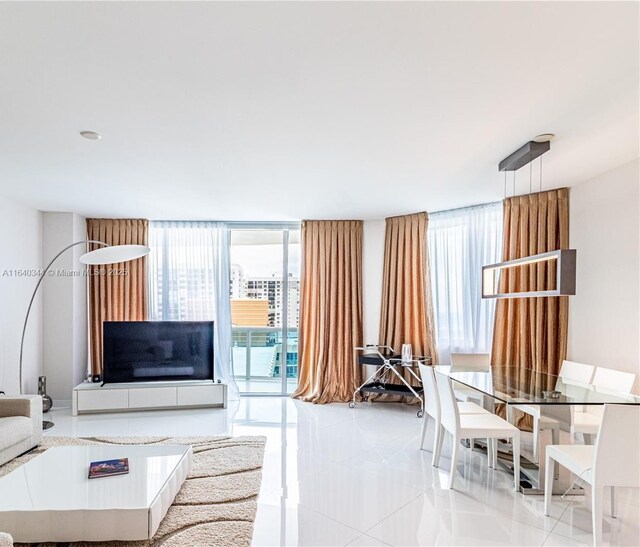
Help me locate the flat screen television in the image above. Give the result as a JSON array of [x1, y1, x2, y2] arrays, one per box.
[[102, 321, 214, 383]]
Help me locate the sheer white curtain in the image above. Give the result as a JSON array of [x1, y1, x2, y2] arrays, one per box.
[[428, 202, 502, 365], [148, 221, 238, 398]]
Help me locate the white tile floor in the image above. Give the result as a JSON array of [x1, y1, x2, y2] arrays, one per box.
[[234, 377, 298, 395], [45, 398, 639, 546]]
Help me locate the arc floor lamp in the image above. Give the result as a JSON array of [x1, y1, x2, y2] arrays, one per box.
[[18, 240, 151, 429]]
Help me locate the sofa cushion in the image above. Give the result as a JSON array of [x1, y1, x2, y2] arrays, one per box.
[[0, 417, 33, 451]]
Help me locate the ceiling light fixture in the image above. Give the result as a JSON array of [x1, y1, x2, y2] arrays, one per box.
[[499, 140, 549, 172], [533, 133, 555, 143], [80, 130, 101, 140]]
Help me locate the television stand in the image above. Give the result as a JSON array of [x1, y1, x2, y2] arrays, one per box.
[[72, 380, 227, 416]]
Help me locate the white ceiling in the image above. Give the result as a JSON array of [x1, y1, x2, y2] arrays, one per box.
[[0, 2, 638, 221]]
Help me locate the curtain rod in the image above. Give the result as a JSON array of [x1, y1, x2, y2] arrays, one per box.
[[381, 200, 503, 220], [384, 211, 428, 220], [152, 220, 301, 228], [428, 201, 502, 216], [152, 200, 513, 225], [503, 187, 569, 200]]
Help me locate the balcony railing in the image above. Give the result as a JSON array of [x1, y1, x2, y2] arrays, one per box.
[[232, 326, 298, 381]]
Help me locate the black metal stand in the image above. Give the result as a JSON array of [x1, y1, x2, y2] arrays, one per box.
[[350, 346, 430, 418]]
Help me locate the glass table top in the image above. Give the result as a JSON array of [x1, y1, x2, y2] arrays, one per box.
[[434, 365, 640, 405]]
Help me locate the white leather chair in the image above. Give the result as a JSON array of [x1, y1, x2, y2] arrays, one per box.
[[545, 404, 640, 546], [418, 363, 489, 465], [572, 367, 636, 444], [507, 360, 595, 461], [434, 371, 521, 491], [450, 353, 490, 407]]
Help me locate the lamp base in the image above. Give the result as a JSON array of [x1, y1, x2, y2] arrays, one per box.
[[43, 420, 54, 431]]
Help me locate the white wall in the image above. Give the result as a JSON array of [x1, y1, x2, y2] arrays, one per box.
[[72, 213, 88, 390], [568, 158, 640, 394], [362, 220, 385, 345], [0, 196, 43, 395], [42, 212, 88, 403]]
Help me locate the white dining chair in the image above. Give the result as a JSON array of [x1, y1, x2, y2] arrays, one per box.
[[572, 368, 636, 444], [545, 404, 640, 546], [450, 353, 491, 406], [559, 360, 597, 385], [418, 363, 489, 465], [507, 360, 595, 461], [434, 371, 521, 491], [591, 367, 635, 393]]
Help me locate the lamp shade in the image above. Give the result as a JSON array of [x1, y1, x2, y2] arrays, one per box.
[[79, 244, 150, 265]]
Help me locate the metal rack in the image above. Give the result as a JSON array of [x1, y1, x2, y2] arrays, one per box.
[[349, 345, 431, 417]]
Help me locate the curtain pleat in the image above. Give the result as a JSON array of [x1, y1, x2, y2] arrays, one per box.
[[293, 220, 363, 403], [378, 213, 438, 397], [87, 219, 149, 376], [491, 189, 570, 428]]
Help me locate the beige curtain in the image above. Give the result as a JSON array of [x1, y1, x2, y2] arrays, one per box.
[[293, 220, 363, 403], [378, 212, 438, 391], [491, 189, 570, 428], [87, 219, 149, 376]]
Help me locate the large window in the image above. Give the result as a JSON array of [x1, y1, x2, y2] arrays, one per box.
[[147, 221, 237, 392], [428, 203, 502, 364], [230, 226, 300, 395], [147, 221, 301, 396]]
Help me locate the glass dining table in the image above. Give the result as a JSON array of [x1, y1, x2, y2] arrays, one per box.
[[434, 365, 640, 494]]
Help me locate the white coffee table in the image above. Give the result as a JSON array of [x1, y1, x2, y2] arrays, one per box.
[[0, 444, 192, 543]]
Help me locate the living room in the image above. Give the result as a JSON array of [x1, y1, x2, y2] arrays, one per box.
[[0, 2, 638, 546]]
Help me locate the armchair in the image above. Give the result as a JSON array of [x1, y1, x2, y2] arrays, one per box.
[[0, 395, 43, 466]]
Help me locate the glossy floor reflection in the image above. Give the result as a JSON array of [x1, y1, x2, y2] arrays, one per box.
[[47, 398, 639, 546]]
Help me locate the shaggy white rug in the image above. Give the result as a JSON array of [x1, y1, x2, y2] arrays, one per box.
[[0, 435, 266, 547]]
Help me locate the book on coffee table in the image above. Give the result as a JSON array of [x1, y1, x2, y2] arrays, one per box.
[[88, 458, 129, 479]]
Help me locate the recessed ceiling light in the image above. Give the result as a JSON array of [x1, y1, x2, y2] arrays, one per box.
[[533, 133, 555, 143], [80, 131, 101, 140]]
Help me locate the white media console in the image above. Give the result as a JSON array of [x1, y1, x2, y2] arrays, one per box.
[[72, 380, 227, 416]]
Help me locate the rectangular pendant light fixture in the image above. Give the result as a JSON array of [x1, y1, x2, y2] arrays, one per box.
[[499, 141, 550, 172], [482, 249, 577, 299]]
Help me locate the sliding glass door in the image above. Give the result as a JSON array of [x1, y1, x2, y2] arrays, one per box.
[[229, 224, 300, 395]]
